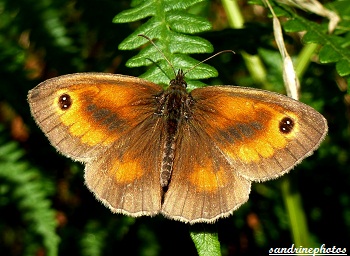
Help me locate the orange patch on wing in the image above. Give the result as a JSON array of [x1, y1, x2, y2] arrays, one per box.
[[189, 163, 228, 192], [212, 99, 300, 164], [110, 157, 144, 183], [215, 96, 259, 122], [54, 86, 136, 147], [95, 84, 151, 121]]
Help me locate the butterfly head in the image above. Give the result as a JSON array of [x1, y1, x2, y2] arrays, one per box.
[[169, 69, 187, 90]]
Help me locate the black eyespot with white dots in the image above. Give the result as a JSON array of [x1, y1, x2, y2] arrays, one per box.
[[58, 94, 72, 110], [279, 117, 294, 134]]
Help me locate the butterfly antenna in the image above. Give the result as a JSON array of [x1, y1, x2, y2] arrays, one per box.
[[183, 50, 235, 76], [138, 34, 177, 77]]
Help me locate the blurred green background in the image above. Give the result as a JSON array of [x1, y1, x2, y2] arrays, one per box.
[[0, 0, 349, 255]]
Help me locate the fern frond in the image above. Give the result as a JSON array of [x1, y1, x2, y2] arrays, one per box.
[[0, 126, 59, 256], [249, 0, 350, 87], [113, 0, 215, 89], [283, 13, 350, 77], [263, 3, 350, 81]]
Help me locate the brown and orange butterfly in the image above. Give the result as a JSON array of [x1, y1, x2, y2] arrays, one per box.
[[28, 68, 327, 224]]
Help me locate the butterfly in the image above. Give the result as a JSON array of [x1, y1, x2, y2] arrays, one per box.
[[27, 68, 327, 224]]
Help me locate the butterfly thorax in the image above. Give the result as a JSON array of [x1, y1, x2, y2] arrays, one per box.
[[155, 70, 194, 188]]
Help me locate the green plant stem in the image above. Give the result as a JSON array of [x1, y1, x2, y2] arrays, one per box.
[[295, 43, 319, 80], [221, 0, 268, 88], [221, 0, 244, 27], [281, 177, 310, 247], [241, 52, 268, 87]]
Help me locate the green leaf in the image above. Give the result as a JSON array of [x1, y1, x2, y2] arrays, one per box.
[[118, 18, 163, 50], [113, 1, 155, 22], [127, 44, 166, 67], [190, 226, 221, 256], [166, 11, 212, 33], [163, 0, 206, 11], [283, 18, 305, 32], [169, 32, 213, 53], [319, 44, 342, 63], [336, 59, 350, 76]]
